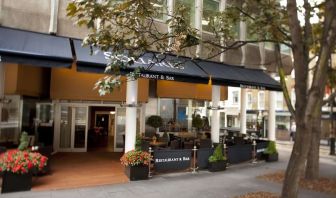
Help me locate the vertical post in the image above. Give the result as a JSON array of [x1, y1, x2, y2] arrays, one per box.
[[125, 78, 138, 152], [219, 0, 227, 63], [268, 90, 276, 141], [167, 0, 174, 48], [49, 0, 59, 34], [187, 99, 193, 132], [148, 146, 153, 177], [240, 88, 247, 135], [252, 139, 257, 163], [211, 85, 220, 143], [240, 21, 247, 65], [195, 0, 203, 57], [192, 145, 197, 173]]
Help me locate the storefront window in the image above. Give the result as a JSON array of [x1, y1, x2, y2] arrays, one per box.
[[247, 92, 252, 109], [258, 91, 265, 110], [232, 91, 239, 105], [0, 95, 21, 144], [159, 98, 209, 132], [276, 92, 284, 110], [202, 0, 220, 32], [175, 0, 195, 27]]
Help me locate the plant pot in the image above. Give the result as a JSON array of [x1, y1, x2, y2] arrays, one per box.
[[208, 160, 227, 172], [125, 164, 149, 181], [1, 172, 32, 193], [265, 153, 279, 162]]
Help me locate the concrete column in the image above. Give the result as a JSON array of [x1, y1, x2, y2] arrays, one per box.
[[167, 0, 174, 48], [195, 0, 203, 57], [240, 21, 247, 65], [268, 90, 276, 141], [240, 88, 247, 135], [211, 85, 220, 143], [125, 78, 138, 152], [49, 0, 59, 34], [187, 99, 193, 132], [219, 0, 227, 62]]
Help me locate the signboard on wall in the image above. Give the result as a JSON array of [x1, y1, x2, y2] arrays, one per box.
[[153, 149, 192, 171]]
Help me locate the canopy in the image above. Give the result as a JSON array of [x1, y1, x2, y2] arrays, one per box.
[[0, 27, 73, 67], [74, 39, 282, 91]]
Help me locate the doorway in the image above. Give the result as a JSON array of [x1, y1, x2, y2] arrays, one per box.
[[56, 105, 88, 152], [88, 106, 116, 152]]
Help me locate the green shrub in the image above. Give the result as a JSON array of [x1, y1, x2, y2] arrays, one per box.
[[18, 131, 29, 151], [146, 115, 163, 129], [264, 141, 278, 154], [135, 134, 142, 151], [208, 144, 226, 162]]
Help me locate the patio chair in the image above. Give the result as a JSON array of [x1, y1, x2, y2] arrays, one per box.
[[183, 141, 194, 149], [199, 139, 212, 148], [170, 140, 180, 149]]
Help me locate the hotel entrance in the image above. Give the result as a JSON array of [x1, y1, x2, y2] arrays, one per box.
[[53, 103, 139, 153]]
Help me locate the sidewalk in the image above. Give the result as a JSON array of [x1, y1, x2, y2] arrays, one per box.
[[1, 149, 335, 198]]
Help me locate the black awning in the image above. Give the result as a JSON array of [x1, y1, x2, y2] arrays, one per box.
[[0, 27, 73, 68], [74, 39, 281, 91]]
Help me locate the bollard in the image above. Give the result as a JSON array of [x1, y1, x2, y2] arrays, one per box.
[[251, 140, 257, 164], [192, 145, 198, 173], [149, 146, 153, 177]]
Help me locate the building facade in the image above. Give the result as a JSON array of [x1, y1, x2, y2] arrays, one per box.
[[0, 0, 292, 152]]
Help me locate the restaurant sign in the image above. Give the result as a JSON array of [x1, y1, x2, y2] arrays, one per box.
[[153, 149, 192, 171], [139, 73, 175, 81], [240, 84, 266, 90]]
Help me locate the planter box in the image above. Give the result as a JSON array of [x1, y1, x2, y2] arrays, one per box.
[[265, 153, 279, 162], [1, 172, 32, 193], [125, 165, 149, 181], [208, 160, 227, 172]]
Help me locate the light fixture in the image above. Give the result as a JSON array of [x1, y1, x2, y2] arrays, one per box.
[[0, 97, 11, 104], [207, 106, 224, 110], [120, 102, 141, 108], [110, 111, 115, 114]]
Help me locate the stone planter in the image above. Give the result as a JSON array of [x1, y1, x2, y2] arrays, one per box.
[[265, 153, 279, 162], [125, 164, 149, 181], [208, 160, 227, 172], [1, 172, 32, 193]]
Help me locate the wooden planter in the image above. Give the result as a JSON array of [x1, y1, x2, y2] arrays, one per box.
[[265, 153, 279, 162], [1, 172, 32, 193], [125, 164, 149, 181], [208, 160, 227, 172]]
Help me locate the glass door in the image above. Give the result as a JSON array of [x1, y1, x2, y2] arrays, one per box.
[[58, 105, 88, 152]]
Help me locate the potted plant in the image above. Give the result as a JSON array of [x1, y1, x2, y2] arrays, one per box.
[[263, 141, 279, 162], [208, 144, 227, 172], [146, 115, 163, 132], [0, 149, 48, 193], [120, 150, 151, 181]]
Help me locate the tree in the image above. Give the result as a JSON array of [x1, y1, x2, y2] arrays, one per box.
[[67, 1, 336, 197]]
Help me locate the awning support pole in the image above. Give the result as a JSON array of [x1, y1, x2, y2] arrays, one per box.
[[211, 85, 220, 143], [240, 88, 247, 135], [125, 78, 138, 152], [268, 90, 276, 141]]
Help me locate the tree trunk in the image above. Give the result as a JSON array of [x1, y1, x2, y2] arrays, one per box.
[[305, 108, 321, 180], [281, 119, 312, 198]]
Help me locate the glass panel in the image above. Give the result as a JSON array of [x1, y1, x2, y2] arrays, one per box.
[[36, 103, 54, 146], [202, 0, 219, 32], [115, 108, 126, 149], [74, 107, 87, 148], [175, 0, 195, 27], [0, 95, 20, 144], [60, 106, 71, 149]]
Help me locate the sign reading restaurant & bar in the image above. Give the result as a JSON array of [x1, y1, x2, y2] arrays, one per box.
[[153, 149, 192, 171]]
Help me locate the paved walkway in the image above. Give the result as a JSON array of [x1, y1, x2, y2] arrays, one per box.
[[1, 146, 336, 198]]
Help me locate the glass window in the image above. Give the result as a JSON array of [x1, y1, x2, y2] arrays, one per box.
[[258, 92, 265, 110], [232, 91, 239, 105], [247, 92, 252, 109], [276, 92, 284, 110], [152, 0, 168, 21], [202, 0, 220, 32], [175, 0, 195, 27], [0, 95, 21, 144]]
